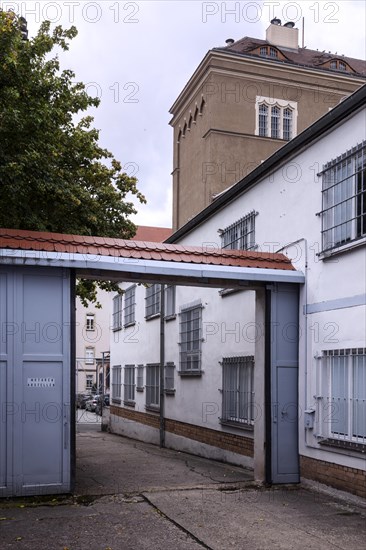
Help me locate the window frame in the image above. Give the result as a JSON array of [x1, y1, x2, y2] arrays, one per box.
[[179, 301, 203, 375], [123, 364, 135, 405], [165, 284, 176, 320], [164, 363, 175, 394], [221, 356, 255, 429], [111, 365, 122, 403], [319, 141, 366, 254], [85, 347, 95, 365], [136, 364, 144, 392], [219, 210, 258, 251], [145, 284, 161, 319], [86, 313, 95, 331], [85, 374, 94, 390], [255, 96, 297, 141], [113, 294, 123, 331], [145, 363, 160, 410], [124, 285, 136, 327]]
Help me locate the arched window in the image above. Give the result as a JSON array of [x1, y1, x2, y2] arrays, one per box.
[[258, 104, 268, 137], [188, 114, 193, 129], [193, 105, 199, 122], [271, 106, 280, 139], [283, 108, 293, 140], [269, 47, 278, 58], [177, 129, 182, 143], [199, 97, 205, 114]]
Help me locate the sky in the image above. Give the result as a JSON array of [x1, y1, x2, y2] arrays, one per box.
[[3, 0, 366, 228]]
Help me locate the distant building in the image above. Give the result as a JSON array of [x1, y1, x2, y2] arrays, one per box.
[[170, 19, 366, 230]]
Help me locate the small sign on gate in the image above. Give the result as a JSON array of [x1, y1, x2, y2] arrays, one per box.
[[27, 377, 55, 388]]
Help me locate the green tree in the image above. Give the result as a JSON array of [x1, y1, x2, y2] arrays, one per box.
[[0, 13, 146, 305]]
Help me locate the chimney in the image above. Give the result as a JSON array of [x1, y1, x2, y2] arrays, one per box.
[[225, 38, 235, 46], [266, 19, 299, 50]]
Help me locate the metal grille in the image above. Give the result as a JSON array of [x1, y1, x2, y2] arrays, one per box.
[[258, 103, 268, 136], [145, 284, 161, 318], [112, 294, 123, 331], [320, 142, 366, 252], [271, 106, 280, 139], [165, 285, 176, 317], [124, 285, 136, 326], [165, 363, 175, 392], [283, 108, 293, 140], [136, 365, 144, 391], [179, 303, 202, 372], [221, 356, 254, 426], [146, 364, 160, 408], [220, 210, 257, 250], [123, 365, 135, 403], [111, 365, 122, 402], [317, 349, 366, 445]]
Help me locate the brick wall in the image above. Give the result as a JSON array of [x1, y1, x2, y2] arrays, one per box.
[[300, 455, 366, 499], [110, 406, 254, 457]]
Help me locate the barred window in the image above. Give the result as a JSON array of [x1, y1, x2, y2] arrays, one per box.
[[256, 98, 296, 141], [112, 365, 122, 403], [145, 284, 161, 318], [165, 285, 176, 318], [283, 108, 293, 140], [146, 364, 160, 409], [165, 363, 175, 394], [124, 285, 136, 326], [136, 365, 144, 391], [320, 141, 366, 252], [220, 211, 257, 251], [221, 356, 254, 426], [271, 106, 280, 139], [123, 365, 135, 404], [113, 294, 123, 331], [317, 349, 366, 446], [179, 302, 202, 373], [258, 103, 268, 137]]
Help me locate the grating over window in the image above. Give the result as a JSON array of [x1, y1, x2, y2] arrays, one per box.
[[179, 302, 202, 373], [283, 108, 293, 140], [136, 364, 144, 391], [317, 349, 366, 445], [320, 141, 366, 252], [146, 364, 160, 409], [165, 363, 175, 393], [124, 285, 136, 326], [258, 103, 268, 136], [145, 284, 161, 318], [113, 294, 123, 331], [220, 210, 257, 251], [221, 356, 254, 426], [112, 365, 122, 402], [123, 365, 135, 403], [165, 285, 176, 318], [271, 106, 280, 139]]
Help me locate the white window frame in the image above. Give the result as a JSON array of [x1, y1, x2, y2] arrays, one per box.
[[85, 374, 94, 390], [320, 141, 366, 253], [145, 284, 161, 319], [124, 285, 136, 326], [112, 365, 122, 403], [221, 356, 254, 427], [123, 365, 135, 404], [86, 313, 95, 331], [113, 294, 123, 331], [85, 347, 95, 365], [317, 349, 366, 447], [255, 96, 297, 140], [179, 301, 203, 374]]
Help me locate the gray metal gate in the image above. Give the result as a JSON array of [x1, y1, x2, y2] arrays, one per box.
[[0, 266, 71, 497], [269, 284, 300, 484]]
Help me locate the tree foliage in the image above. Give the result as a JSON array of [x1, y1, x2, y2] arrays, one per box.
[[0, 13, 146, 306]]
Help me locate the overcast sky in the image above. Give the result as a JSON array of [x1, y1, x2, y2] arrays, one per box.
[[7, 0, 366, 228]]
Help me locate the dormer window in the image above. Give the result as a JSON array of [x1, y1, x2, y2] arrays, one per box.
[[259, 46, 278, 58], [339, 61, 347, 71], [329, 59, 350, 72], [269, 47, 278, 58]]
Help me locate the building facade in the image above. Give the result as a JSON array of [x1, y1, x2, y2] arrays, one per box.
[[110, 85, 366, 497], [170, 19, 366, 230]]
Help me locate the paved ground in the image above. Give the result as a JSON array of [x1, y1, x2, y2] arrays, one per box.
[[1, 416, 365, 549]]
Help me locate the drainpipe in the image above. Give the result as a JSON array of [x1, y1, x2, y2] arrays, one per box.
[[159, 284, 166, 447]]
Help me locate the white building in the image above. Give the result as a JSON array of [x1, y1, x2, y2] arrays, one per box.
[[109, 85, 366, 498]]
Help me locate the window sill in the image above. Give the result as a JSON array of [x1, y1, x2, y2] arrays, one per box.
[[145, 313, 160, 322], [112, 327, 122, 332], [318, 235, 366, 260], [178, 370, 203, 377], [145, 405, 160, 413], [124, 321, 136, 329], [111, 398, 121, 405], [219, 288, 245, 298], [164, 314, 177, 322], [220, 419, 254, 432], [136, 387, 144, 393], [123, 400, 135, 408], [319, 438, 366, 454], [164, 389, 176, 396]]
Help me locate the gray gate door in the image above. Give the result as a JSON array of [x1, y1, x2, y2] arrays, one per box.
[[0, 266, 71, 497], [270, 284, 300, 484]]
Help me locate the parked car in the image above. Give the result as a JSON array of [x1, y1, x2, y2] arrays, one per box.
[[85, 395, 100, 412], [95, 394, 110, 416], [76, 393, 93, 409]]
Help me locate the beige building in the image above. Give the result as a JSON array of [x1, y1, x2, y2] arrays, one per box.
[[170, 19, 366, 230]]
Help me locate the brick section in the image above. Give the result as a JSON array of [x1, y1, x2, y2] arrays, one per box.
[[300, 455, 366, 499], [110, 406, 254, 457]]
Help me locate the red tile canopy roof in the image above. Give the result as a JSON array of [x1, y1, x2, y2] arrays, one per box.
[[0, 228, 295, 271], [133, 225, 172, 242]]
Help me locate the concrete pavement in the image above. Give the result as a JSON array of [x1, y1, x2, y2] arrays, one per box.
[[1, 418, 365, 549]]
